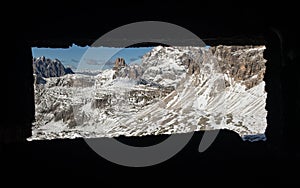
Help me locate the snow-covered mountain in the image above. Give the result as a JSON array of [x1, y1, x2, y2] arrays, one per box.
[[33, 56, 74, 82], [29, 46, 267, 141]]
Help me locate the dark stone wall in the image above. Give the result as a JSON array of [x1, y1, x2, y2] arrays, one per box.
[[19, 1, 297, 47], [1, 39, 34, 143]]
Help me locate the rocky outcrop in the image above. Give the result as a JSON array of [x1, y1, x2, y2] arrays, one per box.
[[91, 96, 111, 109], [210, 45, 266, 89], [65, 67, 74, 75], [33, 74, 46, 84], [182, 57, 200, 75], [118, 65, 144, 79], [112, 58, 126, 71], [33, 56, 74, 83], [112, 57, 127, 79], [112, 57, 146, 80]]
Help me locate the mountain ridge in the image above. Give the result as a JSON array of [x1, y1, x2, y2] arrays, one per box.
[[33, 56, 74, 84], [30, 46, 267, 141]]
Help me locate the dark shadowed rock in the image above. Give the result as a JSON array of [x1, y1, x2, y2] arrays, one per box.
[[65, 67, 74, 74], [33, 74, 46, 84], [183, 58, 200, 75], [33, 56, 74, 82]]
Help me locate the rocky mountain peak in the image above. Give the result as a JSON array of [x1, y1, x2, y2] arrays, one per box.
[[33, 57, 74, 84], [113, 58, 126, 70]]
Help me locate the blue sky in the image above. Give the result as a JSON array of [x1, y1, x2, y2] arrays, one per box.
[[32, 44, 153, 71]]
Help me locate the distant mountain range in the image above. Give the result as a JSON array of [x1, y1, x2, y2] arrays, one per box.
[[33, 56, 74, 78]]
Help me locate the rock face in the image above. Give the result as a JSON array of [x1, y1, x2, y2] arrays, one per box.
[[118, 65, 144, 79], [30, 46, 267, 141], [113, 58, 126, 71], [179, 52, 202, 75], [33, 56, 74, 81], [211, 45, 266, 89], [113, 57, 128, 79]]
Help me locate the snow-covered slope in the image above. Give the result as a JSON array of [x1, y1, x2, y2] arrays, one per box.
[[29, 46, 267, 141]]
